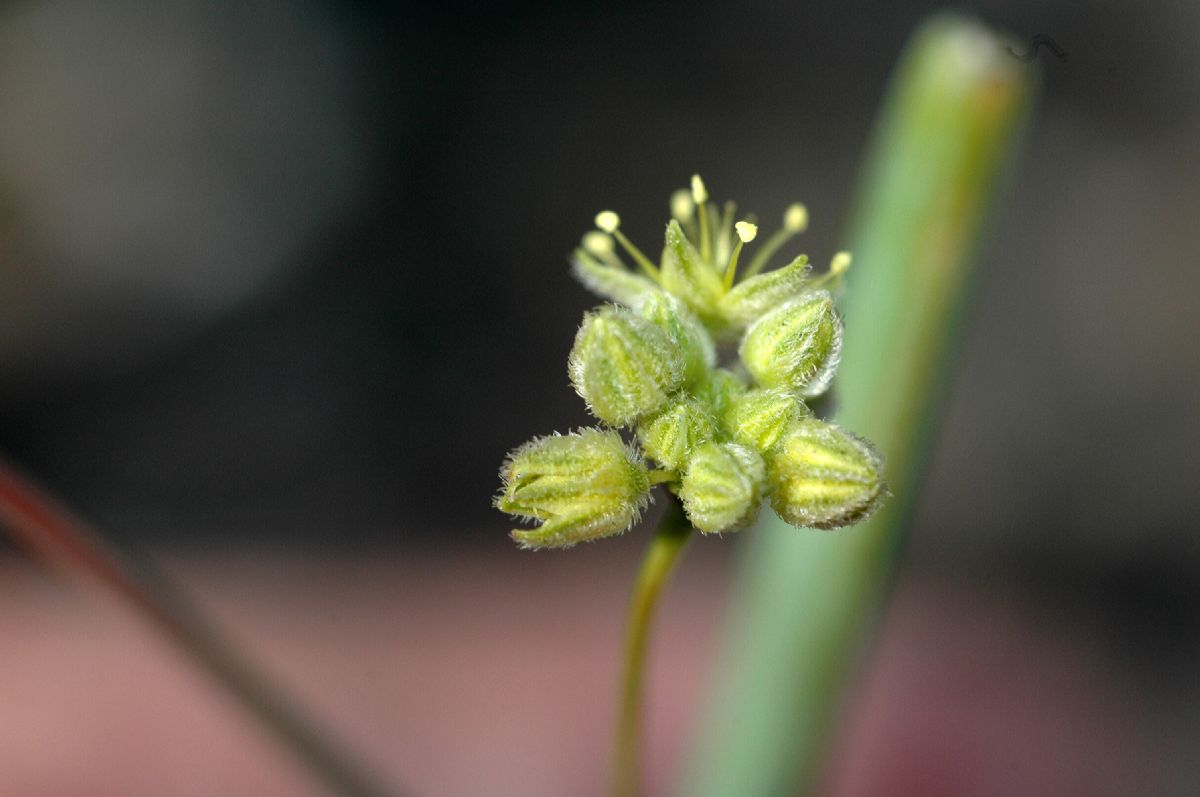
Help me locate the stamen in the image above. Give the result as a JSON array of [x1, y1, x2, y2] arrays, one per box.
[[583, 231, 624, 270], [670, 190, 694, 222], [583, 231, 614, 255], [723, 220, 758, 289], [714, 200, 737, 265], [808, 251, 853, 290], [742, 202, 809, 280], [692, 174, 712, 263], [595, 210, 621, 233], [784, 203, 808, 233], [595, 210, 659, 280]]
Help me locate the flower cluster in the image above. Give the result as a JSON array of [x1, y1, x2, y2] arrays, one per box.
[[497, 176, 886, 549]]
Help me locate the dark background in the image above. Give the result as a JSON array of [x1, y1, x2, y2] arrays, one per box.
[[0, 1, 1196, 794]]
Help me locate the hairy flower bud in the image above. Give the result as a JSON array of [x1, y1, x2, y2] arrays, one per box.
[[767, 418, 886, 530], [635, 291, 716, 387], [738, 291, 842, 397], [723, 387, 810, 454], [571, 249, 659, 307], [569, 305, 684, 426], [660, 219, 724, 326], [497, 428, 651, 549], [719, 256, 811, 328], [693, 367, 748, 420], [637, 397, 718, 471], [679, 441, 766, 533]]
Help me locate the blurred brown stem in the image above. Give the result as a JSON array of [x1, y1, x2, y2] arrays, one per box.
[[0, 457, 400, 797]]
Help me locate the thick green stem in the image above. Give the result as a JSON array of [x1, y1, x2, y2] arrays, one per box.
[[612, 498, 692, 797], [0, 458, 400, 797], [682, 14, 1034, 797]]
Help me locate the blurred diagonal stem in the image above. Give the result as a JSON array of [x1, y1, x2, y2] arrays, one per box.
[[0, 457, 401, 797], [612, 497, 692, 797], [682, 14, 1035, 797]]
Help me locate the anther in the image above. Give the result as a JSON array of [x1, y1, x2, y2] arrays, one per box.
[[723, 220, 758, 289], [595, 210, 621, 233]]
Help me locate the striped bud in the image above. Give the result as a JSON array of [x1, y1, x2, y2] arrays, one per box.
[[569, 305, 684, 426], [497, 428, 651, 549], [637, 396, 718, 471], [766, 418, 886, 530], [693, 367, 748, 420], [723, 387, 810, 454], [660, 219, 724, 326], [679, 441, 766, 533], [636, 291, 716, 387], [738, 291, 842, 397], [719, 255, 811, 327]]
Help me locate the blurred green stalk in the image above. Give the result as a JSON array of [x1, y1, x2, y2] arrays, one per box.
[[681, 14, 1034, 797]]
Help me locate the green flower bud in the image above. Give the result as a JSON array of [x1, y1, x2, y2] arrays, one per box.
[[766, 418, 886, 530], [718, 255, 811, 328], [497, 428, 651, 549], [660, 219, 724, 327], [637, 397, 718, 471], [723, 387, 811, 454], [635, 291, 716, 387], [569, 305, 684, 426], [571, 249, 660, 307], [693, 367, 749, 420], [738, 291, 842, 397], [679, 441, 766, 533]]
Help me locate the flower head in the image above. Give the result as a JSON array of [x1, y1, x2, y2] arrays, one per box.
[[498, 175, 885, 547]]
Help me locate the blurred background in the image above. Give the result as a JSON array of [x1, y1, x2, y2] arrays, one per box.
[[0, 0, 1197, 795]]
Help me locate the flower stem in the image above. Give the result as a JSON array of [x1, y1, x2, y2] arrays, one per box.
[[0, 457, 400, 797], [612, 497, 692, 797]]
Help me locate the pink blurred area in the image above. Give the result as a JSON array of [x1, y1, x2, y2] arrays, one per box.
[[0, 544, 1161, 796]]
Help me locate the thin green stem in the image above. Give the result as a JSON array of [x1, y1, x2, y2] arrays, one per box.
[[612, 498, 692, 797], [697, 200, 712, 263], [722, 240, 745, 290], [647, 469, 678, 485], [0, 457, 400, 797], [613, 229, 661, 281], [741, 227, 795, 280]]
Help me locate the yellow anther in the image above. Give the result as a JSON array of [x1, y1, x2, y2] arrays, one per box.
[[670, 189, 694, 221], [595, 210, 621, 233], [583, 231, 615, 256], [690, 174, 709, 205], [784, 203, 809, 232], [734, 221, 758, 243], [830, 251, 852, 274]]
